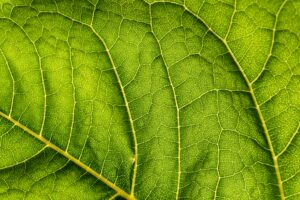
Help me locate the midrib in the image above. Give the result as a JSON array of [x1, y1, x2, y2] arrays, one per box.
[[0, 111, 134, 200]]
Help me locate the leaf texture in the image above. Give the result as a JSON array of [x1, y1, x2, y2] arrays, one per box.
[[0, 0, 299, 199]]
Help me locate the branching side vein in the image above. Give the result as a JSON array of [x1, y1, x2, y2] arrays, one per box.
[[0, 111, 134, 200]]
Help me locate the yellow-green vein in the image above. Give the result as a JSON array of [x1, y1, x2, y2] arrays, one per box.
[[251, 0, 288, 84], [149, 5, 182, 199], [0, 111, 134, 200], [151, 1, 286, 199], [0, 48, 15, 117], [2, 17, 48, 136], [88, 26, 139, 199], [36, 11, 139, 198]]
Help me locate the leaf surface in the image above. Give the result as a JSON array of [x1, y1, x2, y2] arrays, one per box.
[[0, 0, 299, 199]]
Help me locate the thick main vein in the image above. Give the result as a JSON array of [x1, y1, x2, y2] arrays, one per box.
[[224, 45, 285, 200], [0, 111, 133, 200], [3, 12, 138, 199], [151, 1, 286, 199], [88, 24, 139, 199], [149, 5, 182, 199], [81, 5, 139, 196], [43, 11, 138, 198]]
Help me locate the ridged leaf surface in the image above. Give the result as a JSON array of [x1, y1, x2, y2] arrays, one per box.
[[0, 0, 299, 199]]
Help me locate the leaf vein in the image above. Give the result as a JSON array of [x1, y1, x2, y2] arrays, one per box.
[[0, 111, 134, 200], [151, 1, 286, 199]]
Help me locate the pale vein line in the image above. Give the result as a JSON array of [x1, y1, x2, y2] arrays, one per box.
[[214, 91, 221, 200], [222, 26, 286, 200], [91, 35, 139, 198], [51, 2, 139, 193], [59, 12, 139, 197], [30, 28, 47, 136], [0, 48, 15, 117], [283, 167, 300, 183], [0, 111, 134, 200], [179, 89, 250, 110], [0, 145, 47, 171], [90, 0, 99, 26], [88, 11, 139, 197], [101, 112, 114, 174], [277, 123, 300, 158], [2, 14, 137, 199], [66, 21, 76, 152], [37, 11, 138, 198], [108, 193, 119, 200], [79, 70, 102, 159], [251, 0, 288, 84], [3, 18, 47, 136], [151, 1, 286, 199], [149, 5, 182, 199], [224, 0, 236, 40], [286, 192, 300, 199]]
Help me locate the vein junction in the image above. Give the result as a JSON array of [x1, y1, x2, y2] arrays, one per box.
[[0, 111, 135, 200], [0, 0, 294, 199], [182, 4, 286, 200], [155, 1, 287, 199]]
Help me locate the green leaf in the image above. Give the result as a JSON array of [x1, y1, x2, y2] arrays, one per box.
[[0, 0, 299, 199]]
